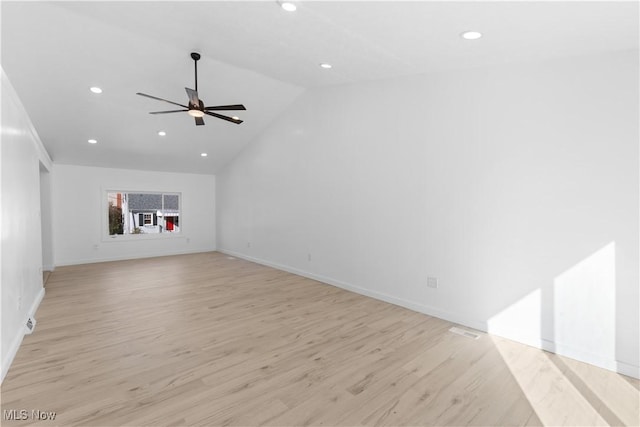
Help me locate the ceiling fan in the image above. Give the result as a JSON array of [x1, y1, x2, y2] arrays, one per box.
[[137, 52, 246, 126]]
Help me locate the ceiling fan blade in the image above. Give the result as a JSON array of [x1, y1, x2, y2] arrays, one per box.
[[195, 116, 205, 126], [137, 92, 188, 109], [149, 109, 188, 114], [204, 104, 246, 111], [204, 111, 243, 124], [185, 87, 199, 107]]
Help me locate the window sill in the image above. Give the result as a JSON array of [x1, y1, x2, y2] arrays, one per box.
[[102, 233, 184, 243]]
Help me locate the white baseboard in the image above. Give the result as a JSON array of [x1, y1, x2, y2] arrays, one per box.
[[541, 340, 639, 379], [616, 361, 640, 379], [219, 249, 486, 332], [55, 247, 217, 267], [30, 287, 45, 318], [43, 265, 55, 272], [218, 248, 639, 380], [540, 339, 619, 372], [1, 287, 45, 383]]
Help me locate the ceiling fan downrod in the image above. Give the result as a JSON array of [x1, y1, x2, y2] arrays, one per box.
[[191, 52, 200, 92]]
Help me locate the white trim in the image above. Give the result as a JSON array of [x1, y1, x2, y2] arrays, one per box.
[[143, 213, 153, 225], [217, 249, 486, 331], [218, 248, 640, 380], [103, 233, 184, 242], [2, 332, 24, 384], [0, 68, 53, 170], [55, 247, 216, 267], [1, 287, 45, 383], [540, 339, 618, 373], [29, 287, 45, 328], [617, 361, 640, 379]]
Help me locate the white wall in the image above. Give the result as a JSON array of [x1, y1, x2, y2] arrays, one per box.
[[217, 50, 639, 377], [40, 165, 54, 271], [52, 164, 216, 266], [1, 69, 51, 382]]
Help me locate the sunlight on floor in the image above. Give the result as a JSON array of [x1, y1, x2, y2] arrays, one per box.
[[490, 335, 639, 426], [547, 352, 640, 426], [487, 241, 639, 426]]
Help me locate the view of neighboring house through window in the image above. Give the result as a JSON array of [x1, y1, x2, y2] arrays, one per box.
[[107, 192, 181, 236]]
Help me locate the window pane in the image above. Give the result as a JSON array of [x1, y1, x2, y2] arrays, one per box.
[[163, 194, 179, 210], [161, 194, 180, 233], [107, 192, 124, 235], [107, 192, 181, 236], [128, 193, 162, 211]]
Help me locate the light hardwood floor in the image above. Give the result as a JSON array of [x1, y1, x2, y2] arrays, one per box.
[[2, 252, 638, 426]]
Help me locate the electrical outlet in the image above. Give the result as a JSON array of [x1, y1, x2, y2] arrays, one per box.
[[247, 242, 251, 248], [427, 277, 438, 289], [308, 253, 312, 261], [17, 295, 22, 310]]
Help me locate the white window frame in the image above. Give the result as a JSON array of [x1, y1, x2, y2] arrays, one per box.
[[103, 189, 183, 242], [143, 213, 153, 226]]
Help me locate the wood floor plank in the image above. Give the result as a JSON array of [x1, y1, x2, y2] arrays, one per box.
[[1, 252, 638, 426]]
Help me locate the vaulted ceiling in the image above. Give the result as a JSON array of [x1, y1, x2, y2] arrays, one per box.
[[2, 1, 637, 174]]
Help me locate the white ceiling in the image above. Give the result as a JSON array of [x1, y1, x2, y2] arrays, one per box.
[[2, 1, 637, 174]]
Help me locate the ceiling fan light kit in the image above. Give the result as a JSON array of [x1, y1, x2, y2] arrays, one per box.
[[137, 52, 246, 126], [279, 1, 297, 12], [187, 109, 205, 118]]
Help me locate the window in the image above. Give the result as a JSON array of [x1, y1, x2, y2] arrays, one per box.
[[107, 192, 181, 236]]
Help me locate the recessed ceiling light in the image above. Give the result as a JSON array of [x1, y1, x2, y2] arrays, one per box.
[[200, 153, 208, 157], [232, 116, 239, 120], [320, 63, 332, 69], [461, 31, 482, 40], [158, 131, 166, 136], [88, 139, 97, 144], [280, 2, 296, 12], [90, 87, 102, 94]]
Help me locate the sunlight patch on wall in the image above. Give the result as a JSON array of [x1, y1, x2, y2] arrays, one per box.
[[554, 242, 616, 368], [487, 242, 638, 426], [487, 289, 541, 347]]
